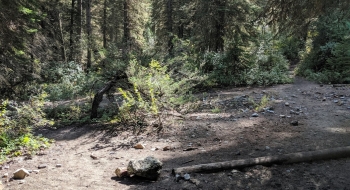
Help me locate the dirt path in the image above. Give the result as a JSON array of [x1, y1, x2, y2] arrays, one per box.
[[1, 77, 350, 190]]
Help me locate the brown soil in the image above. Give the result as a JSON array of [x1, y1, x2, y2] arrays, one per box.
[[1, 77, 350, 190]]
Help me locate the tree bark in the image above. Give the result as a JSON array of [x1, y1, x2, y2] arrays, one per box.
[[76, 0, 82, 63], [69, 0, 76, 61], [166, 0, 174, 56], [102, 0, 107, 49], [122, 0, 130, 60], [86, 0, 92, 71], [90, 73, 127, 119], [172, 146, 350, 174]]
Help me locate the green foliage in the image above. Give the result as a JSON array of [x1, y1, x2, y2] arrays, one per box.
[[44, 103, 90, 126], [198, 33, 291, 86], [0, 94, 53, 162], [298, 10, 350, 83], [40, 61, 103, 101], [113, 59, 204, 130]]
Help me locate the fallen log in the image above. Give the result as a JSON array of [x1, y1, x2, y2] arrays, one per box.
[[172, 146, 350, 174]]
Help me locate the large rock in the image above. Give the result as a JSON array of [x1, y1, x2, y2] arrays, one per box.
[[13, 168, 30, 179], [127, 156, 163, 180]]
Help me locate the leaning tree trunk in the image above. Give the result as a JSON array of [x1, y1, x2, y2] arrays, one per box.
[[90, 74, 126, 119]]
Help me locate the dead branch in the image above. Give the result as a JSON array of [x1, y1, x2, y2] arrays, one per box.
[[173, 146, 350, 174]]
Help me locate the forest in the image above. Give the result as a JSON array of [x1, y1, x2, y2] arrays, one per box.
[[0, 1, 350, 187]]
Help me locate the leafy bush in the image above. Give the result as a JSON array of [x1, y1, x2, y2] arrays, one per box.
[[113, 59, 204, 130], [40, 61, 103, 101], [298, 10, 350, 83], [198, 33, 291, 86], [0, 93, 53, 162], [44, 103, 90, 126]]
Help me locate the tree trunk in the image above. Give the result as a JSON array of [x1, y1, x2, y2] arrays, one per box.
[[173, 146, 350, 174], [214, 0, 225, 52], [102, 0, 107, 49], [58, 12, 67, 62], [86, 0, 92, 71], [122, 0, 130, 60], [69, 0, 76, 61], [76, 0, 82, 63], [90, 73, 127, 119], [166, 0, 174, 56]]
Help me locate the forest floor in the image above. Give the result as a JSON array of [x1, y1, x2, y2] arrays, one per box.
[[1, 76, 350, 190]]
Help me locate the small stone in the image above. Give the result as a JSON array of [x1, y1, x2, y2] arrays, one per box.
[[322, 97, 327, 101], [184, 173, 191, 181], [115, 167, 130, 178], [231, 169, 240, 174], [2, 173, 8, 178], [56, 164, 62, 167], [33, 170, 40, 174], [175, 174, 181, 182], [151, 147, 159, 151], [189, 178, 201, 186], [38, 164, 47, 169], [18, 180, 26, 184], [251, 113, 259, 117], [163, 146, 171, 151], [291, 121, 299, 126], [285, 102, 290, 106], [134, 143, 145, 149], [90, 154, 98, 160], [280, 115, 286, 118], [265, 146, 271, 150], [337, 101, 344, 106], [13, 168, 30, 179], [334, 100, 339, 103]]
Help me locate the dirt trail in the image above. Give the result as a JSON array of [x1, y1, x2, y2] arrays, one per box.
[[1, 77, 350, 190]]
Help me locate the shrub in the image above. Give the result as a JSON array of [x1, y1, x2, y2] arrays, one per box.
[[0, 93, 53, 162], [298, 10, 350, 83]]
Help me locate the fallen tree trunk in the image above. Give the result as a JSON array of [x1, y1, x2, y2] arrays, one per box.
[[172, 146, 350, 174]]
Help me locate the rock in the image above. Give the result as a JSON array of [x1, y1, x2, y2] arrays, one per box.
[[231, 169, 240, 174], [163, 146, 171, 151], [38, 164, 47, 169], [33, 170, 40, 174], [175, 174, 181, 182], [56, 164, 62, 167], [127, 156, 163, 180], [291, 121, 299, 126], [285, 102, 290, 106], [265, 146, 271, 150], [251, 113, 259, 117], [151, 147, 159, 151], [13, 168, 30, 179], [2, 173, 8, 178], [18, 180, 25, 184], [334, 100, 339, 103], [90, 154, 98, 160], [134, 143, 145, 149], [337, 101, 344, 106], [189, 178, 201, 186], [322, 97, 327, 101], [115, 167, 130, 178], [183, 173, 191, 181], [280, 115, 286, 118]]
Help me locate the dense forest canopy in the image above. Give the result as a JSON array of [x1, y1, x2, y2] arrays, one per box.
[[1, 0, 350, 98], [1, 0, 350, 162]]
